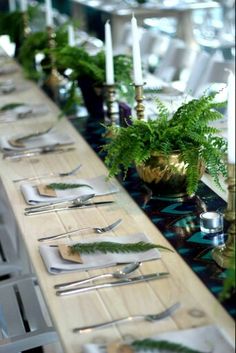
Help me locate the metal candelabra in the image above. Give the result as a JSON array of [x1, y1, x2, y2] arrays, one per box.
[[105, 84, 119, 126], [45, 26, 63, 96], [212, 163, 235, 268], [134, 84, 145, 120], [22, 11, 31, 37]]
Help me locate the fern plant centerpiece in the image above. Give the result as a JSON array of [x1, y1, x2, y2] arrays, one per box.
[[103, 93, 227, 196], [54, 46, 133, 119]]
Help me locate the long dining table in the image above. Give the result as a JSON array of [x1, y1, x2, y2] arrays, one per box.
[[0, 52, 235, 353]]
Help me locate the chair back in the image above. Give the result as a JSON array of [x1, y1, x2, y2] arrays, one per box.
[[0, 275, 58, 353]]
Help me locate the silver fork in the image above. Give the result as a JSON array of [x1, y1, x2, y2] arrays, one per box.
[[37, 218, 122, 242], [13, 163, 82, 183], [73, 302, 180, 333]]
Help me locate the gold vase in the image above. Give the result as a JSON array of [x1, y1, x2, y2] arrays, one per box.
[[136, 151, 204, 197]]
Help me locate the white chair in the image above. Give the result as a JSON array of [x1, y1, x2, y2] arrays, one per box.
[[184, 50, 212, 95], [0, 226, 21, 278], [0, 274, 58, 353], [155, 38, 198, 83], [193, 56, 235, 97]]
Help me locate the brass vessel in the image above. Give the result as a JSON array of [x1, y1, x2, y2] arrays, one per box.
[[136, 151, 204, 197]]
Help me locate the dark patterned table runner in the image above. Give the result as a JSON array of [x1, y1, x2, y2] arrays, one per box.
[[71, 115, 235, 319]]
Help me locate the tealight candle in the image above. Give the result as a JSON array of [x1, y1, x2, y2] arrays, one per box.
[[200, 211, 223, 234]]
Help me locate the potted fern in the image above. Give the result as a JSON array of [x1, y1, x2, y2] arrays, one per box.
[[103, 93, 227, 196], [54, 46, 133, 119]]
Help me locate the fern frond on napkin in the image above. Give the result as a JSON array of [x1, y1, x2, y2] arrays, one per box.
[[131, 338, 206, 353], [46, 183, 93, 190], [0, 103, 24, 111], [69, 241, 172, 255]]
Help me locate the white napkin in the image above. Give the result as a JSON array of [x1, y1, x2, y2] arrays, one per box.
[[0, 104, 49, 122], [0, 64, 17, 75], [21, 175, 119, 205], [0, 129, 74, 151], [83, 325, 234, 353], [39, 233, 161, 274]]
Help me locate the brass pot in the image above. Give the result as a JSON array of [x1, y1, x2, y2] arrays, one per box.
[[136, 151, 204, 197]]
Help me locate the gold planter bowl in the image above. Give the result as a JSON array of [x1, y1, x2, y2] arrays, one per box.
[[136, 152, 204, 197]]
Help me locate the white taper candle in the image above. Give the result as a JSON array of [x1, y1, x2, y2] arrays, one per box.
[[9, 0, 16, 12], [68, 24, 75, 47], [45, 0, 53, 27], [227, 71, 235, 164], [105, 20, 114, 85], [20, 0, 27, 12], [131, 14, 143, 85]]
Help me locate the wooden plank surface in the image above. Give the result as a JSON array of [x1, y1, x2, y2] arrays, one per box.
[[0, 55, 234, 353]]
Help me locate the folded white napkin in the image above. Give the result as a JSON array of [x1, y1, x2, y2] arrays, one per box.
[[0, 129, 74, 151], [0, 64, 17, 75], [21, 175, 119, 205], [83, 325, 234, 353], [39, 233, 161, 274]]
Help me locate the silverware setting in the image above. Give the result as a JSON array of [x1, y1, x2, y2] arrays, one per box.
[[25, 193, 94, 212], [55, 262, 140, 290], [72, 302, 179, 333], [56, 272, 170, 297], [13, 163, 82, 183], [37, 218, 122, 242], [24, 200, 115, 216], [3, 144, 75, 160]]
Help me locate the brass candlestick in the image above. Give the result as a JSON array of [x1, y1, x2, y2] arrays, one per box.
[[135, 84, 145, 120], [212, 163, 236, 268], [45, 26, 63, 92], [22, 11, 31, 37], [105, 84, 119, 126]]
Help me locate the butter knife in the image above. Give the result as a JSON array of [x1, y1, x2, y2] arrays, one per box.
[[24, 201, 114, 216], [56, 272, 169, 296]]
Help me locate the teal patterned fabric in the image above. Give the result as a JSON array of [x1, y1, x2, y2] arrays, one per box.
[[71, 115, 235, 319]]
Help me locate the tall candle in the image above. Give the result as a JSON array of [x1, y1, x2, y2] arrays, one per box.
[[227, 71, 235, 164], [45, 0, 53, 27], [20, 0, 27, 12], [131, 14, 143, 85], [9, 0, 16, 12], [105, 21, 114, 85], [68, 24, 75, 47]]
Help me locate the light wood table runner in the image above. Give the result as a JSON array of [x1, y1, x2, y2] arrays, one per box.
[[0, 54, 234, 353]]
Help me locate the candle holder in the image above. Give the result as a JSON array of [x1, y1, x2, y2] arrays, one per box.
[[45, 26, 64, 98], [212, 163, 235, 268], [22, 11, 31, 37], [105, 84, 119, 126], [135, 84, 145, 120]]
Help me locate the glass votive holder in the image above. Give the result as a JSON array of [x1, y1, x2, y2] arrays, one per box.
[[200, 211, 224, 234]]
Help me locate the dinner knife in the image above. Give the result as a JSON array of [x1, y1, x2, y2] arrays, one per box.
[[3, 145, 75, 160], [24, 194, 95, 211], [56, 272, 169, 296], [24, 201, 114, 215]]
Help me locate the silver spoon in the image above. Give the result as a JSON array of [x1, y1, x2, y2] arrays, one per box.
[[13, 163, 82, 182], [54, 262, 141, 290], [37, 218, 122, 242]]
